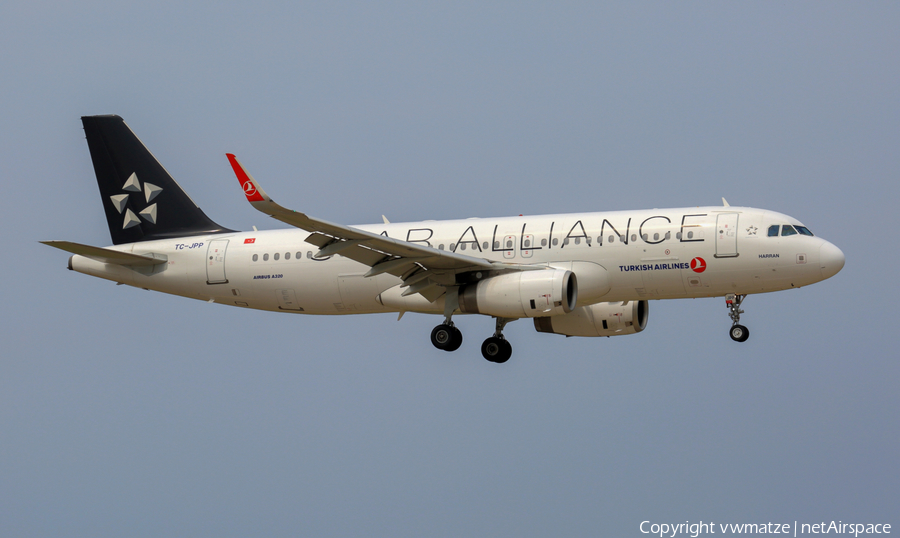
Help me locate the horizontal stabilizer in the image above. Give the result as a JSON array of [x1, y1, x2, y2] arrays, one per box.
[[41, 241, 167, 266]]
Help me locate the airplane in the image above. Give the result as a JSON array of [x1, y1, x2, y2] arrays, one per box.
[[43, 115, 845, 363]]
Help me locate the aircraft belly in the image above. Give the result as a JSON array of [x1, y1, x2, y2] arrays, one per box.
[[336, 273, 394, 313], [290, 269, 342, 313], [232, 262, 333, 313]]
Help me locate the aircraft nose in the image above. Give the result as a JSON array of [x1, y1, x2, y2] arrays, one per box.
[[819, 241, 845, 280]]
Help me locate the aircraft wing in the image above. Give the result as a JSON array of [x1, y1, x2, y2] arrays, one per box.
[[227, 154, 496, 301]]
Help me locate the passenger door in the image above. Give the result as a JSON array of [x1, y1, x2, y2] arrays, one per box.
[[206, 239, 229, 284], [715, 213, 739, 258]]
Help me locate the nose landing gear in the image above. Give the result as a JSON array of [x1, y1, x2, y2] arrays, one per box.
[[726, 293, 750, 342]]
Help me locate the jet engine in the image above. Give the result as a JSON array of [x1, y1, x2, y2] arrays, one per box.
[[533, 300, 649, 337], [458, 269, 577, 318]]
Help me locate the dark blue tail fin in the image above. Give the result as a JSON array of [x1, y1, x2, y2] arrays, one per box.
[[82, 115, 233, 245]]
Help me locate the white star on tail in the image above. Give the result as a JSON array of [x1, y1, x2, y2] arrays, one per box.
[[108, 172, 164, 229]]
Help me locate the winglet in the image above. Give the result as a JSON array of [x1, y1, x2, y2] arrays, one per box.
[[227, 154, 270, 203], [722, 197, 730, 207]]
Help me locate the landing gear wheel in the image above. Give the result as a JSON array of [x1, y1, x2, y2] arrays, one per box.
[[725, 294, 750, 343], [496, 340, 512, 363], [481, 337, 512, 363], [431, 324, 453, 350], [729, 324, 750, 343], [431, 324, 463, 351], [445, 327, 463, 351]]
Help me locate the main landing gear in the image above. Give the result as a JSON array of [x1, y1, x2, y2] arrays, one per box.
[[726, 293, 750, 343], [430, 321, 463, 352], [429, 316, 515, 363], [481, 318, 513, 364]]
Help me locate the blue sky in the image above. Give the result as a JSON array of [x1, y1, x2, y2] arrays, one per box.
[[2, 2, 898, 536]]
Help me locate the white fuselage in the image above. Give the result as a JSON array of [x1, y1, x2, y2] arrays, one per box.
[[69, 206, 842, 315]]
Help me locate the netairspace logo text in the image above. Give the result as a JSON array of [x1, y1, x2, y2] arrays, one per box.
[[640, 521, 891, 537]]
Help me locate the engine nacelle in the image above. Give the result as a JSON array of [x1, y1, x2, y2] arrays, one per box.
[[533, 300, 649, 337], [458, 269, 577, 318], [548, 261, 611, 306]]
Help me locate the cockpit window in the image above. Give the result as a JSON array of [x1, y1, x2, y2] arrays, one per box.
[[770, 224, 811, 237]]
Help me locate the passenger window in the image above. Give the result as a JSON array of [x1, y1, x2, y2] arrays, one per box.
[[631, 234, 637, 242], [263, 253, 269, 261], [307, 251, 313, 259], [782, 225, 798, 236], [541, 239, 548, 247], [285, 252, 290, 260], [296, 252, 302, 259], [642, 234, 648, 241], [676, 232, 682, 240], [564, 238, 570, 245], [608, 235, 615, 243], [506, 240, 513, 248], [524, 239, 531, 247], [482, 242, 488, 250], [574, 237, 580, 245], [493, 241, 500, 249], [438, 244, 444, 250], [450, 243, 456, 251], [653, 233, 659, 241], [687, 231, 694, 239], [552, 238, 559, 246], [460, 243, 467, 251], [796, 226, 814, 236], [273, 253, 279, 260], [252, 254, 258, 262], [768, 225, 779, 237]]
